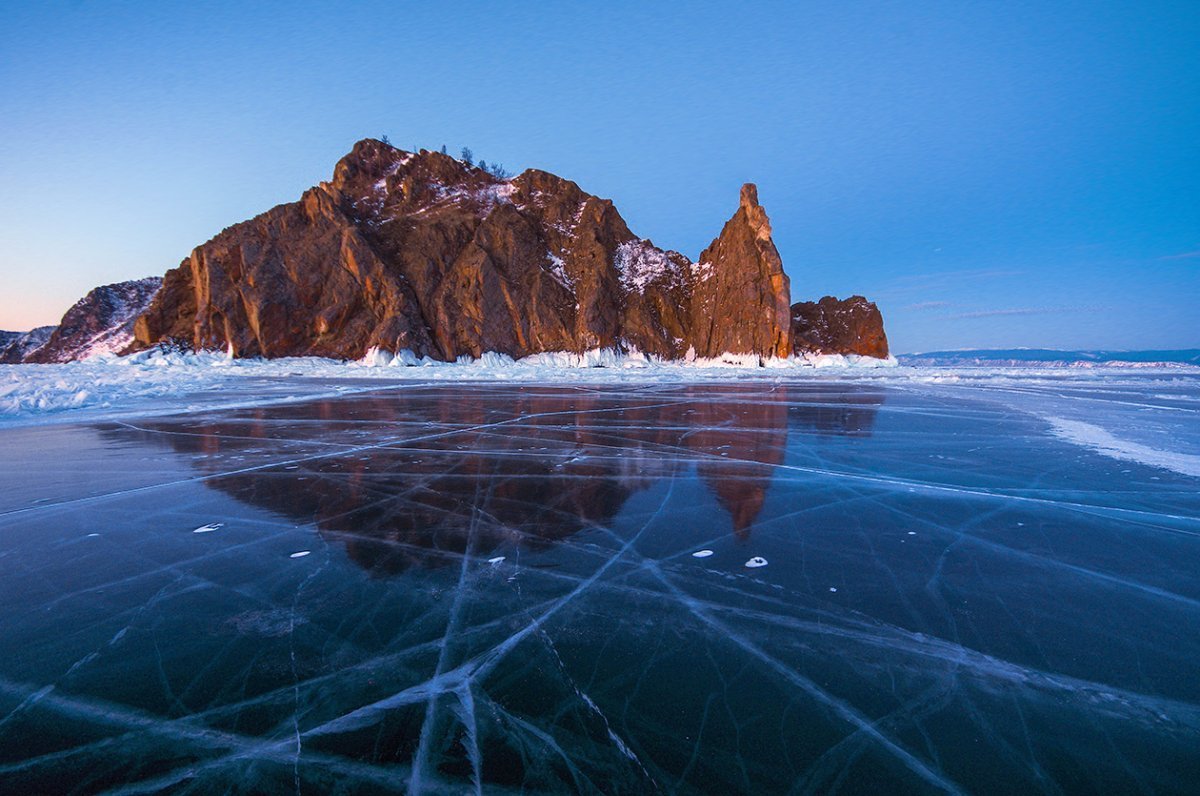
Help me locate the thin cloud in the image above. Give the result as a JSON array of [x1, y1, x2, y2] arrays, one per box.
[[948, 305, 1108, 320], [876, 269, 1026, 299], [1159, 250, 1200, 260], [904, 301, 952, 311]]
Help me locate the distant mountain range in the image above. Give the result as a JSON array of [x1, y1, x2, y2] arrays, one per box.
[[900, 349, 1200, 367]]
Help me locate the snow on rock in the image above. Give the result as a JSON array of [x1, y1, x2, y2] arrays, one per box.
[[0, 327, 55, 364], [23, 277, 162, 364], [614, 240, 685, 293]]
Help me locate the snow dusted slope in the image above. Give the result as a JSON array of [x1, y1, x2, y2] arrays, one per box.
[[0, 326, 55, 364], [24, 278, 162, 363]]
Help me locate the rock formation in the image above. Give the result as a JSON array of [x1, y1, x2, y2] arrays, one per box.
[[5, 139, 888, 365], [688, 184, 792, 359], [0, 326, 54, 364], [134, 140, 707, 361], [131, 139, 878, 363], [790, 295, 889, 359], [8, 279, 162, 364]]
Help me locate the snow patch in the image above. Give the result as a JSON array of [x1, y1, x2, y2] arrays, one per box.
[[614, 240, 684, 293], [1044, 416, 1200, 478], [545, 252, 574, 291]]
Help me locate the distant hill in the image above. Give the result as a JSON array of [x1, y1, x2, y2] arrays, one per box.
[[900, 349, 1200, 367]]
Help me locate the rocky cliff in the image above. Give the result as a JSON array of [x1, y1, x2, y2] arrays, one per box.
[[22, 278, 162, 364], [132, 139, 875, 363], [7, 139, 887, 365], [790, 295, 889, 359]]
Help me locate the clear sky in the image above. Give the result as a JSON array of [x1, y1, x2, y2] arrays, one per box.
[[1, 1, 1196, 352]]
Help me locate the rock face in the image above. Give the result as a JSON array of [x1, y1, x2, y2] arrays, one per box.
[[134, 141, 695, 360], [790, 295, 889, 358], [689, 184, 792, 359], [0, 327, 55, 364], [15, 279, 162, 364], [133, 140, 851, 363]]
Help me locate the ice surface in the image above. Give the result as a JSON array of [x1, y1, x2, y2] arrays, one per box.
[[0, 378, 1197, 793]]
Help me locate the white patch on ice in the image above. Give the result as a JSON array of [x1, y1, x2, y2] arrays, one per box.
[[487, 556, 506, 564], [86, 533, 100, 538], [1044, 417, 1200, 478], [691, 549, 714, 558], [192, 523, 223, 534], [829, 587, 838, 592], [745, 556, 768, 568], [289, 551, 311, 558], [907, 531, 916, 536]]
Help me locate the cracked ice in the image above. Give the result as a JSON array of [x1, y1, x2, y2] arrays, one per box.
[[0, 375, 1197, 793]]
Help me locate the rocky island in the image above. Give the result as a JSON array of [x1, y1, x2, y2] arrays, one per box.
[[5, 140, 887, 365]]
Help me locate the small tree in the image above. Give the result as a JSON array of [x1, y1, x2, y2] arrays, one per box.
[[440, 144, 448, 155], [381, 134, 391, 146], [460, 146, 473, 166], [488, 162, 511, 179], [477, 159, 488, 173]]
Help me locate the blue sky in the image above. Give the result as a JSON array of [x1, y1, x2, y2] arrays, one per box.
[[1, 1, 1196, 352]]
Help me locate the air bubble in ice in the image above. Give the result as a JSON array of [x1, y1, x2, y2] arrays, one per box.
[[745, 557, 768, 568], [692, 549, 714, 558]]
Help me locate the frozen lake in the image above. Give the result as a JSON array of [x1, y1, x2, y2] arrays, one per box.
[[0, 374, 1197, 793]]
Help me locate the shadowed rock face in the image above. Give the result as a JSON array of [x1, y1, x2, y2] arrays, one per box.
[[129, 139, 880, 363], [790, 295, 889, 358], [22, 278, 161, 364]]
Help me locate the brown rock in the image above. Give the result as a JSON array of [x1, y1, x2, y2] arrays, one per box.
[[126, 139, 885, 364], [689, 184, 792, 360], [790, 295, 889, 358]]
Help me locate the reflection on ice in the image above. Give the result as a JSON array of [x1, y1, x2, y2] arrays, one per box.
[[113, 386, 878, 573], [0, 380, 1197, 794]]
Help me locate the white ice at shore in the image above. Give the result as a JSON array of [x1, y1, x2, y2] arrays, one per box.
[[2, 347, 1198, 483], [0, 347, 897, 422]]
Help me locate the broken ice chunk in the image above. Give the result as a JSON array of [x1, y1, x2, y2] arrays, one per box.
[[692, 549, 714, 558], [289, 551, 311, 558], [192, 523, 223, 534], [745, 557, 768, 568]]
